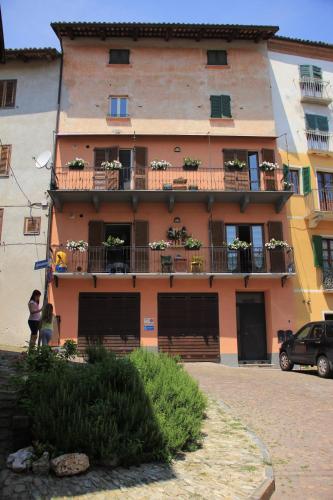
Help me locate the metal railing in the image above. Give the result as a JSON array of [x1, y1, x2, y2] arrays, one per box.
[[306, 130, 333, 152], [53, 166, 286, 192], [52, 245, 294, 275], [300, 78, 331, 101], [306, 189, 333, 213]]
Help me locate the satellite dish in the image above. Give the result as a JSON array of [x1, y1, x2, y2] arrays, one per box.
[[34, 151, 52, 169]]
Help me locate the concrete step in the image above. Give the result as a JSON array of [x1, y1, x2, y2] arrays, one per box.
[[238, 363, 278, 368]]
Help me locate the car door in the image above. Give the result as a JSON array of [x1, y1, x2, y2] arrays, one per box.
[[304, 323, 325, 365], [289, 324, 313, 364]]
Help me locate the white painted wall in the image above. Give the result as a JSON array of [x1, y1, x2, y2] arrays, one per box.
[[268, 50, 333, 153], [0, 58, 60, 346]]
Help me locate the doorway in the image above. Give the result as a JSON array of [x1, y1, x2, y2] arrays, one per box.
[[104, 223, 131, 272], [236, 292, 267, 362], [119, 149, 132, 190], [226, 224, 264, 273]]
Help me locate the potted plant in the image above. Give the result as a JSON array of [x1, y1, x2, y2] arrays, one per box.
[[183, 157, 201, 171], [66, 158, 87, 170], [283, 180, 293, 191], [228, 238, 251, 250], [101, 160, 122, 170], [66, 240, 88, 252], [149, 240, 171, 250], [173, 177, 187, 190], [184, 237, 202, 250], [260, 161, 279, 172], [150, 160, 172, 171], [224, 159, 246, 170], [265, 239, 291, 251], [102, 236, 125, 247]]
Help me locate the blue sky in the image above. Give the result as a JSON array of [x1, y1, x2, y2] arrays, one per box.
[[2, 0, 333, 49]]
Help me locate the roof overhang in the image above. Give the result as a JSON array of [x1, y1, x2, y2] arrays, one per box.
[[5, 48, 60, 61], [51, 22, 278, 43]]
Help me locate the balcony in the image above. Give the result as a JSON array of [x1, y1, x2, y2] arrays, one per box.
[[306, 130, 333, 155], [50, 166, 291, 213], [52, 245, 295, 287], [300, 78, 332, 105], [323, 269, 333, 292], [306, 188, 333, 227]]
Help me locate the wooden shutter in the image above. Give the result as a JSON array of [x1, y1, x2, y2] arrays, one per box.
[[94, 148, 107, 170], [305, 113, 317, 130], [88, 220, 105, 272], [317, 116, 329, 132], [302, 166, 311, 195], [207, 50, 227, 65], [221, 95, 231, 118], [209, 220, 225, 272], [134, 220, 149, 272], [262, 149, 276, 190], [312, 235, 323, 268], [261, 149, 275, 163], [235, 150, 249, 190], [0, 209, 3, 242], [267, 221, 285, 272], [108, 146, 119, 161], [3, 80, 17, 107], [210, 96, 222, 118], [134, 147, 147, 189], [0, 145, 11, 176], [24, 217, 41, 235], [312, 66, 322, 79], [300, 65, 311, 78]]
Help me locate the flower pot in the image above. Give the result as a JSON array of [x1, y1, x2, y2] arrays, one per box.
[[183, 164, 199, 171], [68, 164, 85, 170]]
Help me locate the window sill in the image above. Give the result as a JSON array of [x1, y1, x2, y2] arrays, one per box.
[[106, 116, 131, 123], [0, 174, 9, 178], [106, 64, 132, 68], [210, 117, 234, 122], [205, 65, 230, 70]]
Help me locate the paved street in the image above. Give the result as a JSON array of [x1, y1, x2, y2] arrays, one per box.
[[186, 363, 333, 499]]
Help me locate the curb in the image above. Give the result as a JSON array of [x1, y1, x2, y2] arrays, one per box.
[[216, 399, 275, 500]]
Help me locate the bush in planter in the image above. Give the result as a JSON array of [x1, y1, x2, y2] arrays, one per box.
[[149, 240, 171, 250], [224, 159, 246, 170], [102, 236, 125, 247], [183, 157, 201, 171], [265, 238, 290, 250], [184, 237, 202, 250], [150, 160, 171, 171], [19, 349, 206, 465], [66, 158, 86, 170], [101, 160, 122, 170]]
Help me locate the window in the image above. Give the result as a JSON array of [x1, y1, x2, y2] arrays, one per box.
[[24, 217, 41, 235], [109, 49, 130, 65], [299, 65, 322, 80], [322, 238, 333, 269], [295, 325, 312, 340], [0, 144, 11, 176], [207, 50, 227, 66], [305, 113, 329, 132], [326, 323, 333, 337], [0, 80, 17, 108], [109, 97, 128, 118], [0, 208, 3, 242], [289, 169, 300, 194], [210, 95, 231, 118]]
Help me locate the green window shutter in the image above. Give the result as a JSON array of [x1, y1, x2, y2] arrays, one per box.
[[302, 166, 311, 195], [312, 235, 323, 268], [210, 95, 222, 118], [305, 113, 317, 130], [317, 115, 329, 132], [312, 65, 322, 79], [221, 95, 231, 118], [300, 65, 311, 78], [283, 164, 290, 181]]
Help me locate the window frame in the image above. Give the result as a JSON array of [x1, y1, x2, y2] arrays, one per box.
[[289, 168, 300, 195], [23, 217, 41, 236], [109, 96, 129, 118], [210, 94, 232, 119], [0, 144, 11, 177], [322, 238, 333, 269], [207, 50, 228, 66], [109, 49, 130, 65], [0, 80, 17, 108]]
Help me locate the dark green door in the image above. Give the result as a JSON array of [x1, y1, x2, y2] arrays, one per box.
[[236, 292, 267, 362]]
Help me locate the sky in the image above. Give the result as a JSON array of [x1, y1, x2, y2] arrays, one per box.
[[2, 0, 333, 49]]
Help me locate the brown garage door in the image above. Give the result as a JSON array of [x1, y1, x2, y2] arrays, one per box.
[[78, 293, 140, 355], [158, 293, 220, 362]]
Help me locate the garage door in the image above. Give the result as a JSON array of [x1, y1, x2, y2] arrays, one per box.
[[158, 293, 220, 361], [78, 293, 140, 355]]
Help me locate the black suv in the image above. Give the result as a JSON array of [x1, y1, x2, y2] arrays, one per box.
[[279, 321, 333, 378]]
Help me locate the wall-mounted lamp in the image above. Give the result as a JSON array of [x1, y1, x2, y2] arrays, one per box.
[[173, 217, 181, 223], [174, 146, 181, 153]]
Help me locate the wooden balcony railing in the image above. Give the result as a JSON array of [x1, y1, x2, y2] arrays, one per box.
[[52, 245, 295, 275], [306, 130, 333, 153], [300, 78, 331, 103], [53, 166, 286, 192]]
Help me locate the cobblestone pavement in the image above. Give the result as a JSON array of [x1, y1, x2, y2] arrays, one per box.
[[186, 364, 333, 500], [0, 400, 267, 499]]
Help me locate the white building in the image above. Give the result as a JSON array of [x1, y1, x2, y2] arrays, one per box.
[[0, 48, 60, 346]]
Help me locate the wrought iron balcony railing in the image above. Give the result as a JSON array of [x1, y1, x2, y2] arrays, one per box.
[[322, 268, 333, 290], [300, 78, 332, 104], [52, 166, 287, 192], [306, 130, 333, 153], [52, 245, 295, 275]]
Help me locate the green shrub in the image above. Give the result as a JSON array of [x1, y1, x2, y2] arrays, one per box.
[[85, 344, 110, 364], [21, 349, 206, 465], [62, 340, 78, 359]]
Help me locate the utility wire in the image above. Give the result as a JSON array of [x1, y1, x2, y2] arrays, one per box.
[[0, 139, 32, 204]]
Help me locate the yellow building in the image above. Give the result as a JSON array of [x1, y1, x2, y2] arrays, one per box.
[[269, 37, 333, 329]]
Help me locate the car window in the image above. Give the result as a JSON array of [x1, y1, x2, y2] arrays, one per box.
[[326, 323, 333, 338], [309, 325, 324, 340], [295, 325, 312, 340]]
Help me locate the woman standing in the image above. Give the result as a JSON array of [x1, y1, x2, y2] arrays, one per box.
[[28, 290, 42, 347]]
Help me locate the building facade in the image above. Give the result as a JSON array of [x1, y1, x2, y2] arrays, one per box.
[[49, 23, 295, 365], [269, 37, 333, 330], [0, 48, 60, 346]]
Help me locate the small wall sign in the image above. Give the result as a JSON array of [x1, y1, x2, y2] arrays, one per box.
[[144, 317, 155, 331]]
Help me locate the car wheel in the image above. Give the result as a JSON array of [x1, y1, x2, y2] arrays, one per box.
[[279, 352, 294, 371], [317, 355, 332, 378]]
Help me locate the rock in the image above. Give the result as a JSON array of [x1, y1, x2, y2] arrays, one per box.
[[6, 446, 34, 472], [32, 452, 50, 475], [51, 453, 89, 477]]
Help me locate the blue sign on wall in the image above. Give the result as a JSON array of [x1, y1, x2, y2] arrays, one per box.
[[34, 259, 49, 270]]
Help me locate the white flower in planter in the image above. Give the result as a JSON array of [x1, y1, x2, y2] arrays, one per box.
[[101, 160, 122, 170], [66, 240, 88, 252], [265, 238, 291, 250], [149, 240, 171, 250], [224, 160, 246, 169], [260, 161, 279, 171], [150, 160, 172, 170]]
